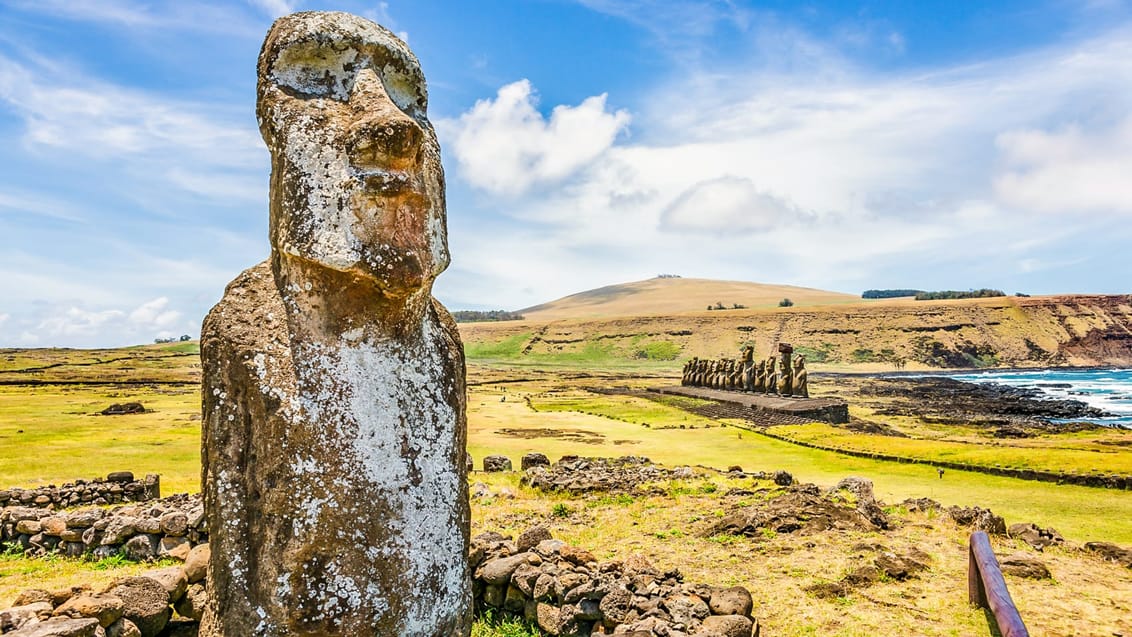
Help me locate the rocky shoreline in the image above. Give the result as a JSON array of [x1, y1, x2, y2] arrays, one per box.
[[830, 374, 1113, 433]]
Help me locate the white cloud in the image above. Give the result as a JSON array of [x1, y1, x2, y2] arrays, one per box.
[[659, 176, 804, 235], [4, 0, 262, 36], [439, 27, 1132, 309], [994, 116, 1132, 215], [128, 297, 181, 328], [249, 0, 297, 18], [0, 313, 8, 328], [439, 79, 630, 196]]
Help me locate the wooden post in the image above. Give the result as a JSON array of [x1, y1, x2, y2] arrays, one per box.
[[968, 531, 1030, 637]]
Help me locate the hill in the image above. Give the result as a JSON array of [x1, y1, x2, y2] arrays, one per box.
[[517, 277, 858, 321], [462, 293, 1132, 369]]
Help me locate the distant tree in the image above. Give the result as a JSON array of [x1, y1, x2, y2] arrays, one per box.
[[862, 289, 924, 299], [1014, 292, 1031, 297], [779, 298, 794, 307], [731, 303, 747, 309], [179, 334, 192, 341], [914, 289, 1005, 301], [451, 310, 525, 323]]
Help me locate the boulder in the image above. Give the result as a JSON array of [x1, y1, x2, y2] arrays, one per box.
[[477, 553, 531, 586], [698, 614, 754, 637], [1, 602, 53, 633], [521, 453, 551, 470], [1084, 542, 1132, 568], [52, 594, 124, 628], [173, 584, 207, 622], [773, 471, 793, 486], [105, 618, 142, 637], [182, 544, 209, 584], [708, 587, 753, 617], [1000, 555, 1052, 579], [104, 577, 171, 637], [3, 618, 100, 636], [483, 455, 513, 472], [142, 567, 188, 603], [516, 525, 553, 553], [158, 536, 191, 561]]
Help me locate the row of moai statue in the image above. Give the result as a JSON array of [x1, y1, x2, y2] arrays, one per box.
[[681, 343, 808, 398]]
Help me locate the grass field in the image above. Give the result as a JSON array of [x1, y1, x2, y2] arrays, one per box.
[[1, 345, 1131, 636]]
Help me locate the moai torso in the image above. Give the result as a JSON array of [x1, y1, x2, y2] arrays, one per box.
[[778, 344, 794, 396], [793, 355, 809, 398], [765, 357, 778, 394]]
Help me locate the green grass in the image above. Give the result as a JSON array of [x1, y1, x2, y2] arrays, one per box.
[[464, 332, 532, 360], [0, 384, 201, 495], [467, 381, 1132, 544], [769, 422, 1132, 475]]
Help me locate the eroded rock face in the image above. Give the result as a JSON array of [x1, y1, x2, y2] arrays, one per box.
[[199, 11, 469, 637]]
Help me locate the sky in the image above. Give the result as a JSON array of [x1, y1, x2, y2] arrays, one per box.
[[2, 0, 1131, 348]]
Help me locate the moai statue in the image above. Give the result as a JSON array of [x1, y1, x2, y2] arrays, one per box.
[[682, 357, 696, 386], [695, 359, 707, 386], [754, 358, 766, 393], [200, 13, 470, 637], [793, 354, 809, 398], [740, 345, 755, 392], [730, 359, 743, 390], [765, 356, 777, 395], [777, 343, 794, 397]]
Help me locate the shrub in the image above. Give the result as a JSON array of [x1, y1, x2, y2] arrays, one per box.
[[779, 298, 794, 307]]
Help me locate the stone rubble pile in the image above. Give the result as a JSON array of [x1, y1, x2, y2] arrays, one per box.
[[0, 494, 205, 562], [0, 543, 209, 637], [0, 475, 160, 510], [521, 456, 704, 495], [708, 479, 890, 538], [471, 527, 759, 636]]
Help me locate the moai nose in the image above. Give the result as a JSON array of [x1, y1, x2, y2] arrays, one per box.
[[347, 67, 422, 168]]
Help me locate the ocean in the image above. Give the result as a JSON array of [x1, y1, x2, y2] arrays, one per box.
[[949, 368, 1132, 428]]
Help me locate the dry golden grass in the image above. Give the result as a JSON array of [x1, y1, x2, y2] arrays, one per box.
[[470, 472, 1132, 637], [517, 277, 858, 321]]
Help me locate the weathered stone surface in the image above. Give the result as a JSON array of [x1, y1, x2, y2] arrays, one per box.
[[52, 595, 124, 628], [699, 614, 754, 637], [199, 11, 469, 637], [1084, 542, 1132, 568], [1, 602, 53, 632], [948, 506, 1006, 535], [478, 553, 530, 586], [521, 453, 550, 471], [142, 567, 187, 604], [999, 555, 1052, 579], [105, 618, 142, 637], [483, 455, 513, 472], [708, 587, 752, 617], [516, 525, 553, 553], [158, 536, 191, 561], [12, 591, 53, 607], [1008, 522, 1064, 551], [105, 578, 171, 637], [173, 584, 206, 622], [3, 617, 100, 637], [182, 544, 208, 585], [122, 535, 157, 562]]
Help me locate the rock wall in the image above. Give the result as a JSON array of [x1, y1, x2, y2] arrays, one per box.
[[0, 474, 160, 510], [0, 529, 759, 637], [0, 494, 205, 562]]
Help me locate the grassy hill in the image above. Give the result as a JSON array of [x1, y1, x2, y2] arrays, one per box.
[[517, 277, 858, 321], [463, 293, 1132, 370]]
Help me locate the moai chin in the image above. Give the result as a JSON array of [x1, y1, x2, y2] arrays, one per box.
[[199, 11, 470, 637]]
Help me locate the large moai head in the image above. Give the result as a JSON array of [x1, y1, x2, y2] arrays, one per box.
[[257, 12, 448, 300]]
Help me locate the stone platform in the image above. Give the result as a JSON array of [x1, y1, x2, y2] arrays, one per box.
[[650, 385, 850, 424]]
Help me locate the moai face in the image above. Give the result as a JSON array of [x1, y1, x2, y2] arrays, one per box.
[[257, 12, 448, 296]]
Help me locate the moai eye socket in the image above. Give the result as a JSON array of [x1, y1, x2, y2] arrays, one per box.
[[270, 43, 362, 100]]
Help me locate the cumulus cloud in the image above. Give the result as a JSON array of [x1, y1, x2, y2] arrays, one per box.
[[439, 27, 1132, 310], [439, 79, 630, 196], [128, 297, 181, 328], [994, 116, 1132, 215], [249, 0, 296, 18], [659, 176, 804, 235]]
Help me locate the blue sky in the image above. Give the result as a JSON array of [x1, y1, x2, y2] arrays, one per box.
[[2, 0, 1131, 347]]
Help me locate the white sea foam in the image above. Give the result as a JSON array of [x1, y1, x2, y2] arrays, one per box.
[[950, 368, 1132, 426]]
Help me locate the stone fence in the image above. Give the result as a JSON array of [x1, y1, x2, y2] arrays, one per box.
[[0, 527, 760, 637], [0, 474, 161, 509], [0, 494, 206, 563]]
